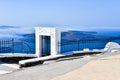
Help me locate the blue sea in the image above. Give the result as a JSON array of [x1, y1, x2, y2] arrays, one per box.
[[0, 31, 120, 54], [60, 31, 120, 53], [97, 31, 120, 37]]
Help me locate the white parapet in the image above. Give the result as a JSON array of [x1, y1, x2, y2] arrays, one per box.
[[103, 42, 120, 53]]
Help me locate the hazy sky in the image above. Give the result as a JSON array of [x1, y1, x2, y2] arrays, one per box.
[[0, 0, 120, 30]]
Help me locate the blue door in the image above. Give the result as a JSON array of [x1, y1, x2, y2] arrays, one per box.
[[41, 36, 51, 56]]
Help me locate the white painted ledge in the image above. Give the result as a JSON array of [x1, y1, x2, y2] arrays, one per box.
[[19, 54, 63, 65]]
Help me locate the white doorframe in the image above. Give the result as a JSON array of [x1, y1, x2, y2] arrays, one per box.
[[35, 27, 61, 57]]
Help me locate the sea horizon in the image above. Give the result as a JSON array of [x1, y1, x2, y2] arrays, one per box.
[[0, 28, 120, 54]]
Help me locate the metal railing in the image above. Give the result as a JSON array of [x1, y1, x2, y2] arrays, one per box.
[[1, 37, 120, 54], [59, 38, 120, 53], [0, 39, 33, 54]]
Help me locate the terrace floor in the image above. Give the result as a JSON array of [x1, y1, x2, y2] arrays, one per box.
[[0, 51, 119, 80]]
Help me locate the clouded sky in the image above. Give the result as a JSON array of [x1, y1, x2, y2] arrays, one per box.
[[0, 0, 120, 31]]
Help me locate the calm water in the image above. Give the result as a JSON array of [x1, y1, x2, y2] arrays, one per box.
[[0, 31, 120, 54], [97, 31, 120, 37]]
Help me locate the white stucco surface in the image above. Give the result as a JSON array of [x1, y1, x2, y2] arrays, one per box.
[[35, 27, 61, 57]]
